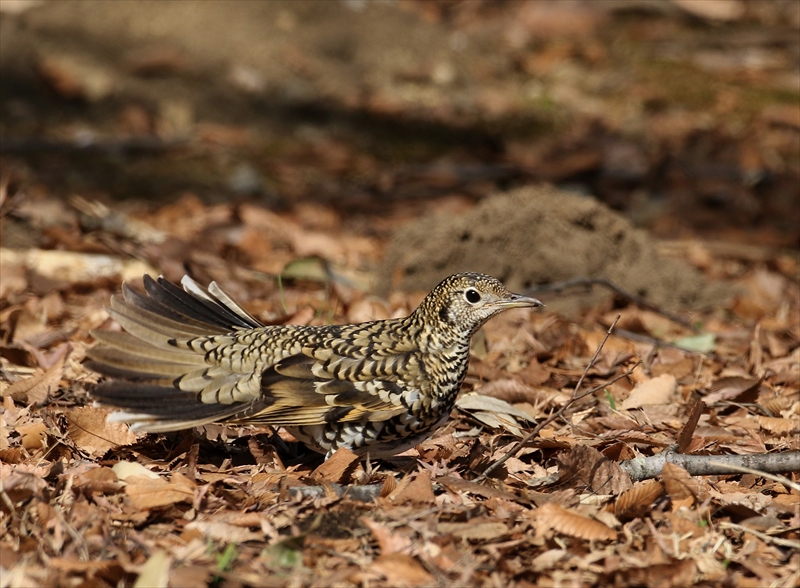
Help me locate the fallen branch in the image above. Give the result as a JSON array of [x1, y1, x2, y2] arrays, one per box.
[[526, 277, 696, 330], [475, 315, 629, 483], [620, 448, 800, 486]]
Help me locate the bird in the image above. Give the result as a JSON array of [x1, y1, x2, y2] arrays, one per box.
[[87, 272, 542, 458]]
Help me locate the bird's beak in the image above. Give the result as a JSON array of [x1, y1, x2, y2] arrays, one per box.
[[499, 293, 544, 309]]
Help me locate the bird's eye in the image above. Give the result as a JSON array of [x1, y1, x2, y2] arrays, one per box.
[[464, 288, 481, 304]]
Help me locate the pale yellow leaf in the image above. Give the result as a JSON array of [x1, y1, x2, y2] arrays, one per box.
[[134, 550, 170, 588], [622, 374, 677, 409]]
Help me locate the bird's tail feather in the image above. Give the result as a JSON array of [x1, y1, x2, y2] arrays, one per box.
[[87, 275, 263, 432]]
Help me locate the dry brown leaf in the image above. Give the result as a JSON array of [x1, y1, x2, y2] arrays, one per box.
[[456, 392, 535, 436], [474, 378, 553, 405], [74, 466, 122, 495], [379, 474, 397, 498], [66, 407, 136, 456], [1, 463, 49, 507], [761, 394, 794, 415], [651, 357, 696, 381], [610, 480, 665, 518], [16, 422, 48, 451], [347, 297, 391, 323], [0, 248, 156, 288], [185, 521, 263, 543], [703, 376, 760, 405], [756, 416, 797, 434], [437, 520, 509, 541], [534, 502, 617, 541], [311, 446, 360, 483], [677, 400, 705, 453], [708, 489, 771, 511], [0, 447, 25, 464], [3, 355, 65, 405], [622, 374, 677, 409], [361, 517, 413, 555], [125, 473, 194, 510], [388, 471, 435, 504], [557, 444, 633, 494], [368, 554, 434, 588], [661, 462, 708, 506]]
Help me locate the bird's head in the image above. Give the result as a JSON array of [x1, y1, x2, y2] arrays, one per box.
[[415, 273, 543, 340]]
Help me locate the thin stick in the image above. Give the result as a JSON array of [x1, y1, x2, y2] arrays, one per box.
[[706, 459, 800, 492], [475, 315, 624, 483], [720, 522, 800, 550]]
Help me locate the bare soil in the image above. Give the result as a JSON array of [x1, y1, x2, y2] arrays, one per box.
[[382, 184, 730, 314]]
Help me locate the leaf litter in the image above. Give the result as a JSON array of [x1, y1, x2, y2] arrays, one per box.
[[0, 187, 796, 587]]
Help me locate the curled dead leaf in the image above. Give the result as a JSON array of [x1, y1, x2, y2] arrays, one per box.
[[437, 520, 509, 541], [16, 422, 48, 451]]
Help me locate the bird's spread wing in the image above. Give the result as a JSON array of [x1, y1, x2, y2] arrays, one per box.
[[230, 353, 414, 426], [88, 275, 416, 432]]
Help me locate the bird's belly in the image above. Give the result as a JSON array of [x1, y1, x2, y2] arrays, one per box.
[[288, 409, 452, 459]]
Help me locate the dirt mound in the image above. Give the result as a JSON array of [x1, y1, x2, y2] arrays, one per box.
[[381, 185, 729, 314]]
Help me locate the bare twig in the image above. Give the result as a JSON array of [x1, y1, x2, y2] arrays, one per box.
[[474, 315, 624, 483], [620, 449, 800, 485], [719, 522, 800, 550], [706, 459, 800, 493], [526, 278, 696, 330]]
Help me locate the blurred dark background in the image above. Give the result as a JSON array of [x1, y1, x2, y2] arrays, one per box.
[[1, 0, 798, 246]]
